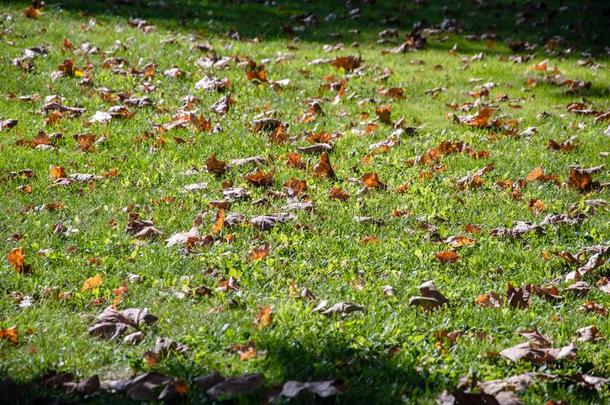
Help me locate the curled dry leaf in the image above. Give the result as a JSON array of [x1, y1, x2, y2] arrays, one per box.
[[286, 152, 305, 169], [576, 325, 602, 342], [280, 380, 343, 399], [0, 119, 18, 131], [438, 373, 533, 405], [210, 92, 233, 115], [444, 235, 476, 247], [206, 154, 228, 175], [126, 213, 162, 239], [476, 292, 503, 308], [88, 306, 158, 341], [329, 187, 350, 201], [255, 305, 272, 329], [507, 283, 531, 309], [312, 152, 336, 179], [319, 302, 365, 316], [375, 104, 392, 124], [245, 60, 267, 82], [245, 169, 274, 187], [250, 213, 296, 231], [212, 209, 225, 235], [223, 187, 250, 202], [499, 341, 577, 363], [251, 117, 281, 133], [206, 373, 264, 400], [362, 172, 385, 189], [568, 165, 604, 193], [298, 143, 333, 154], [455, 163, 494, 189], [409, 280, 448, 309]]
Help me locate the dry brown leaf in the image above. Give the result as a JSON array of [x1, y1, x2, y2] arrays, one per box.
[[409, 280, 448, 309], [312, 152, 336, 179], [249, 243, 270, 260], [375, 104, 392, 124], [245, 60, 267, 82], [331, 55, 361, 72], [206, 154, 227, 176], [245, 169, 274, 187], [255, 305, 272, 329], [435, 250, 461, 263], [362, 172, 385, 189]]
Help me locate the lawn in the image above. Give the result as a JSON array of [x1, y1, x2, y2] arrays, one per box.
[[1, 0, 610, 403]]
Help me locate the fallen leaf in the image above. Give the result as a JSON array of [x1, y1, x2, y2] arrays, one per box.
[[0, 326, 18, 344], [88, 306, 158, 341], [312, 152, 336, 179], [435, 250, 461, 263], [249, 243, 270, 260], [82, 274, 103, 291], [7, 247, 29, 274], [331, 55, 361, 72], [409, 280, 448, 309], [280, 380, 343, 399], [255, 305, 272, 329], [206, 373, 264, 400]]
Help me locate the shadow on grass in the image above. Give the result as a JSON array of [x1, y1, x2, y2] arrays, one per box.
[[5, 0, 610, 54], [0, 333, 432, 403]]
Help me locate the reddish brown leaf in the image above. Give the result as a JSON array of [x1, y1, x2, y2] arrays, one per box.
[[206, 154, 227, 176], [435, 250, 461, 263], [375, 104, 392, 124], [331, 55, 361, 72], [362, 172, 384, 189], [245, 60, 267, 82], [245, 169, 274, 187], [329, 187, 350, 201], [312, 152, 336, 179]]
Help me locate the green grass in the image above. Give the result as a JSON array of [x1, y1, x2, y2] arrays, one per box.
[[1, 0, 610, 403]]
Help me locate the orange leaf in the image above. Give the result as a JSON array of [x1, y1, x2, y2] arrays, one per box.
[[435, 250, 461, 263], [245, 169, 274, 187], [256, 305, 273, 329], [212, 209, 225, 235], [0, 326, 18, 344], [7, 247, 27, 273], [362, 172, 384, 188], [82, 274, 103, 291], [286, 152, 305, 169], [526, 166, 544, 182], [249, 243, 270, 260], [49, 165, 66, 180]]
